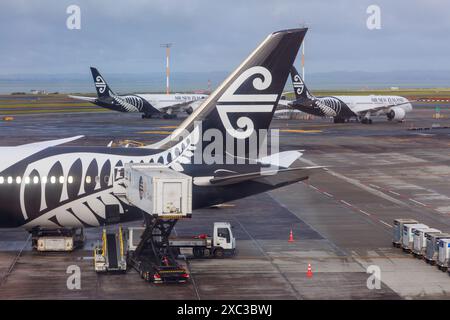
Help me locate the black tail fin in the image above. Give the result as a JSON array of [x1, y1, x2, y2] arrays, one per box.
[[155, 28, 307, 156], [90, 67, 114, 98], [290, 66, 314, 100]]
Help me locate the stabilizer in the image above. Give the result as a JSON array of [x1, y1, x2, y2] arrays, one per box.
[[90, 67, 114, 98]]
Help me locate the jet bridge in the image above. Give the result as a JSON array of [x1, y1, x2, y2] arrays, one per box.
[[112, 163, 193, 283]]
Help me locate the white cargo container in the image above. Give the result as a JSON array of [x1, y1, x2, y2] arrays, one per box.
[[412, 228, 440, 257], [437, 238, 450, 271], [425, 233, 450, 265], [393, 218, 418, 247], [37, 237, 74, 252], [402, 223, 428, 252], [124, 163, 192, 218]]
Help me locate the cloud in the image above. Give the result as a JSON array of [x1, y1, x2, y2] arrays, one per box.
[[0, 0, 449, 75]]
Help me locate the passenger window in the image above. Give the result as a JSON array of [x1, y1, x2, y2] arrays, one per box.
[[86, 176, 91, 184], [0, 177, 3, 184]]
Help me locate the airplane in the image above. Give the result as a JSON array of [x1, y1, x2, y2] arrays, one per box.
[[284, 66, 413, 124], [0, 28, 318, 232], [69, 67, 208, 119]]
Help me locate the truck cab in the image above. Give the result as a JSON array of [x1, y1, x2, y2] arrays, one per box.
[[213, 222, 235, 252]]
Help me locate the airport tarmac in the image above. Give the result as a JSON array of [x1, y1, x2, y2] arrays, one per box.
[[0, 103, 449, 299]]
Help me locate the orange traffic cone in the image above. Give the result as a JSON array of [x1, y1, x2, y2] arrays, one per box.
[[288, 229, 294, 242], [306, 263, 313, 278]]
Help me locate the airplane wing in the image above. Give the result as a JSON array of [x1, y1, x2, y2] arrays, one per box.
[[68, 95, 98, 103]]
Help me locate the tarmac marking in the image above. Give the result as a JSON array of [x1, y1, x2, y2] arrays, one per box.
[[389, 190, 401, 196], [379, 220, 393, 228], [323, 192, 333, 198], [279, 129, 322, 133], [232, 216, 303, 300], [409, 198, 428, 207], [369, 184, 381, 189], [0, 234, 30, 286], [137, 130, 172, 135], [159, 126, 178, 129], [340, 200, 353, 208], [359, 210, 371, 216]]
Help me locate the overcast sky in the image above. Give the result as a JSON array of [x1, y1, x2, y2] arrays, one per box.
[[1, 0, 449, 75]]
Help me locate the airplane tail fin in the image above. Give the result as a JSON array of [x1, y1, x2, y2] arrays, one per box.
[[90, 67, 114, 98], [149, 28, 307, 157], [290, 66, 314, 100]]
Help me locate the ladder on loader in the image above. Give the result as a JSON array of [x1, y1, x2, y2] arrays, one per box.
[[94, 227, 127, 273]]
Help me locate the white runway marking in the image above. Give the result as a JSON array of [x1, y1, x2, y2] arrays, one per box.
[[379, 220, 393, 228], [323, 192, 333, 198], [409, 198, 427, 207], [340, 200, 353, 207], [359, 210, 371, 216], [389, 190, 401, 196]]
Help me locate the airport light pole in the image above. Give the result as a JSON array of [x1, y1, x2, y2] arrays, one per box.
[[301, 41, 305, 81], [160, 43, 173, 95]]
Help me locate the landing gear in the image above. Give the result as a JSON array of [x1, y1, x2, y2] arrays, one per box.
[[163, 113, 177, 119], [333, 117, 346, 123], [127, 215, 189, 283], [361, 118, 373, 124], [142, 114, 152, 119]]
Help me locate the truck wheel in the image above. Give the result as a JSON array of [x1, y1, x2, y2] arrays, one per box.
[[214, 248, 224, 258], [193, 247, 204, 258]]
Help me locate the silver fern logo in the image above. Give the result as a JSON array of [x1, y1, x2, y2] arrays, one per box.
[[95, 76, 107, 93]]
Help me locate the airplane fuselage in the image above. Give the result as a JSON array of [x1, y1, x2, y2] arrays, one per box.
[[94, 93, 207, 116], [0, 144, 300, 229], [291, 94, 412, 121]]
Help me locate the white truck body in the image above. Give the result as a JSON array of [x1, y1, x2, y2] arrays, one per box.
[[402, 223, 428, 250], [124, 163, 192, 218], [412, 228, 441, 256]]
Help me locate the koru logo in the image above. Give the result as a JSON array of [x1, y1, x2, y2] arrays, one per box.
[[95, 76, 107, 94], [292, 74, 304, 95], [216, 66, 277, 139]]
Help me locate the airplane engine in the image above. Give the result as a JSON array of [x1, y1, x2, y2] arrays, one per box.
[[387, 107, 406, 121], [185, 106, 193, 115]]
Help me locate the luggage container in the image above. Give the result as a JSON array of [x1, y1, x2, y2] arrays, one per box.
[[425, 233, 450, 265], [393, 219, 417, 248], [412, 228, 440, 258], [123, 163, 192, 219], [437, 238, 450, 271], [402, 223, 428, 252]]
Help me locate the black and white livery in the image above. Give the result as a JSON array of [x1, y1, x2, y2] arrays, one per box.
[[70, 67, 207, 119], [0, 28, 318, 230], [283, 66, 413, 124]]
